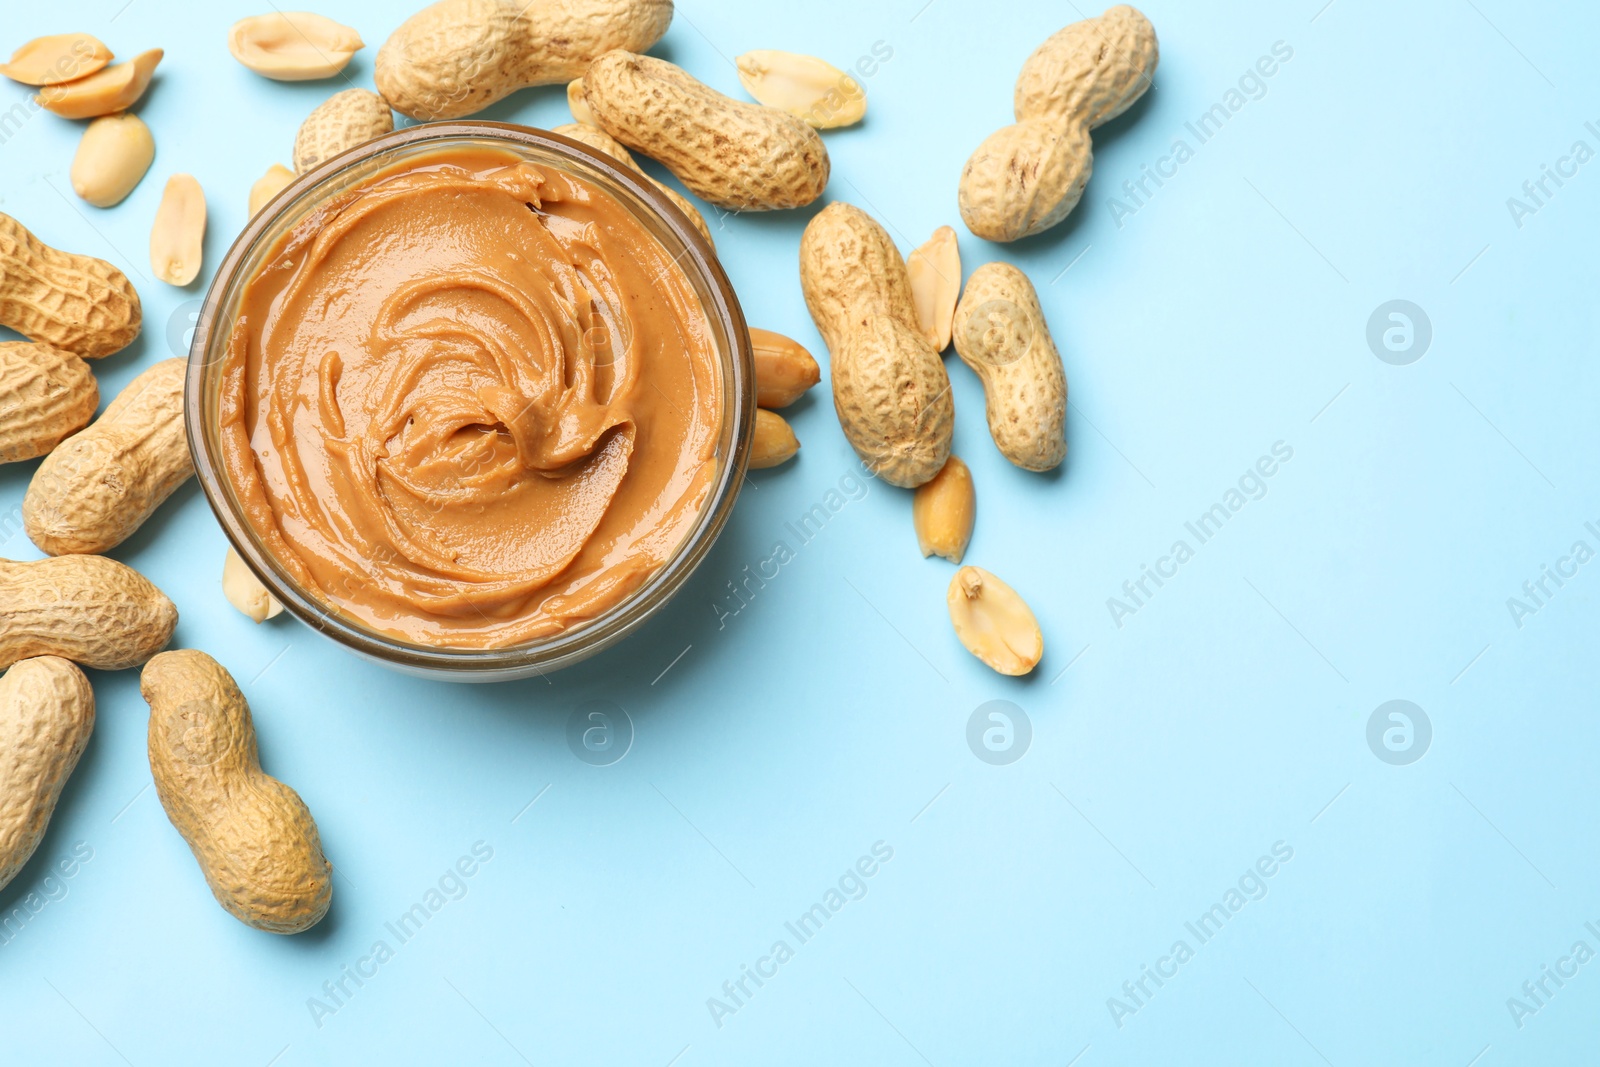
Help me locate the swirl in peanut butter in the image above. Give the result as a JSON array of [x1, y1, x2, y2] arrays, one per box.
[[220, 149, 722, 647]]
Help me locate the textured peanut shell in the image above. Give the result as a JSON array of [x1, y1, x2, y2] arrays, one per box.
[[0, 342, 98, 464], [0, 554, 177, 671], [143, 650, 332, 934], [0, 657, 93, 894], [0, 213, 141, 358], [952, 263, 1066, 471], [374, 0, 673, 121], [584, 50, 829, 211], [550, 122, 713, 245], [799, 202, 952, 488], [293, 89, 394, 175], [24, 358, 192, 556], [959, 5, 1157, 241]]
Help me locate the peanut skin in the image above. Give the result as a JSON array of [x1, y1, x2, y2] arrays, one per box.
[[750, 328, 820, 409], [143, 650, 332, 934], [375, 0, 673, 121], [25, 358, 193, 556], [0, 213, 141, 358], [583, 50, 830, 211], [799, 202, 952, 488], [750, 409, 799, 469], [959, 6, 1158, 242], [0, 656, 94, 894], [0, 342, 98, 464]]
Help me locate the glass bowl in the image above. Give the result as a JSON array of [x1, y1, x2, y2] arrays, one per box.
[[185, 122, 754, 681]]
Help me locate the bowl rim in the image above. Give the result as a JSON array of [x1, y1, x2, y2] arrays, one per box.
[[184, 121, 754, 681]]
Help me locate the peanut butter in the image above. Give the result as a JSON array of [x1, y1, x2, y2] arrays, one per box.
[[220, 147, 723, 647]]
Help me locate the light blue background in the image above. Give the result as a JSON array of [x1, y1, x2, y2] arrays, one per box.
[[2, 0, 1597, 1063]]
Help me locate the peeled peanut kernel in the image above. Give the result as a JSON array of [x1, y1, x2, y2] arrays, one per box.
[[913, 456, 975, 563], [751, 409, 800, 469], [567, 78, 595, 125], [947, 566, 1042, 676], [38, 48, 162, 120], [736, 50, 866, 129], [71, 114, 155, 208], [223, 546, 283, 623], [150, 174, 206, 287], [907, 226, 961, 352], [229, 13, 364, 81], [249, 163, 295, 217], [0, 33, 112, 86], [751, 328, 821, 409]]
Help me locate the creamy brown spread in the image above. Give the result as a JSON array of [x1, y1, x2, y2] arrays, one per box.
[[220, 147, 722, 648]]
